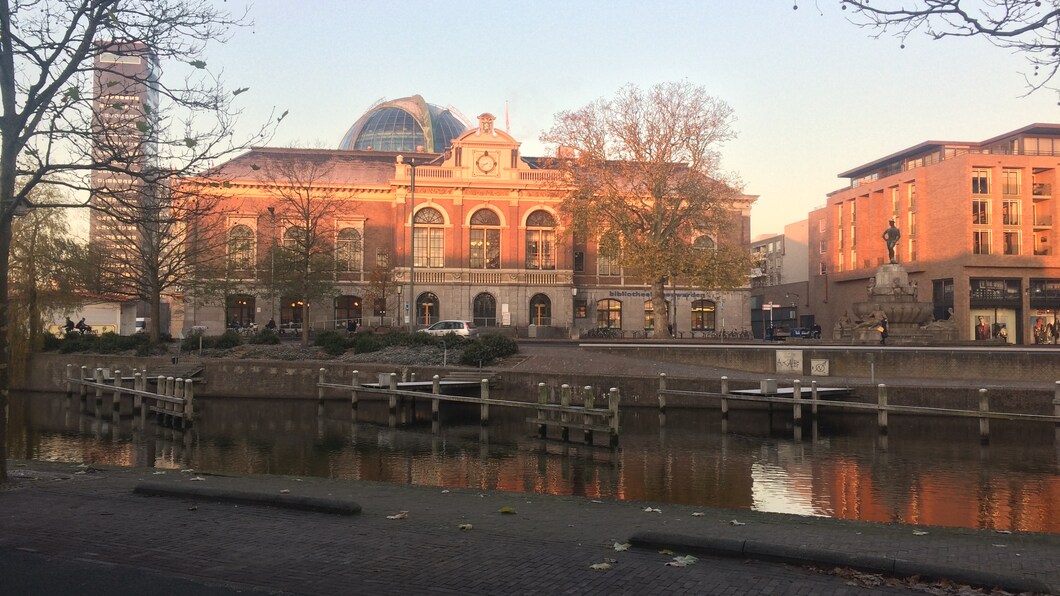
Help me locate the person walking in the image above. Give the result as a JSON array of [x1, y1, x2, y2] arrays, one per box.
[[878, 316, 889, 345]]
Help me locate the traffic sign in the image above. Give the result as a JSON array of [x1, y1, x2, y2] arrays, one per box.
[[762, 302, 779, 311]]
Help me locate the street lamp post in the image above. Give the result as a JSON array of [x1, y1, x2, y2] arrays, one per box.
[[268, 206, 276, 324], [785, 292, 800, 328], [402, 156, 418, 333]]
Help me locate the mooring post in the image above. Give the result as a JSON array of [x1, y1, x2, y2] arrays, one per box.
[[537, 383, 548, 439], [658, 373, 667, 416], [156, 375, 166, 421], [388, 373, 398, 421], [608, 387, 620, 447], [810, 380, 819, 417], [184, 378, 195, 425], [112, 369, 122, 413], [877, 384, 888, 434], [94, 368, 104, 401], [583, 386, 595, 445], [133, 373, 143, 413], [432, 375, 441, 424], [979, 388, 990, 444], [80, 366, 89, 400], [1053, 381, 1060, 424], [65, 364, 73, 396], [793, 379, 802, 424], [317, 368, 326, 406], [351, 370, 360, 410], [480, 379, 490, 427], [560, 384, 571, 441], [720, 376, 729, 420]]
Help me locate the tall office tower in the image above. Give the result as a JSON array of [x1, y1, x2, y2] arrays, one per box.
[[89, 41, 159, 271]]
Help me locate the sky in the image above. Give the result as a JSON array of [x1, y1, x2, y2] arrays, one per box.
[[184, 0, 1060, 237]]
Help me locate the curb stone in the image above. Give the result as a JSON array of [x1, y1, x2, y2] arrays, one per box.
[[133, 481, 362, 515], [629, 531, 1056, 595]]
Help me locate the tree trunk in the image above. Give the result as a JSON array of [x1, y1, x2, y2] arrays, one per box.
[[149, 286, 162, 345], [651, 278, 673, 339], [0, 214, 12, 483], [300, 301, 309, 347]]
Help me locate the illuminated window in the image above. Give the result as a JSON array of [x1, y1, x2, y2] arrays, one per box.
[[469, 210, 500, 269], [227, 225, 255, 272], [525, 210, 556, 270], [414, 207, 445, 268], [596, 299, 622, 329], [336, 228, 363, 272], [691, 300, 716, 331]]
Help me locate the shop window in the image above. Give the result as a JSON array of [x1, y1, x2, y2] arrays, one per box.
[[596, 299, 622, 329], [691, 300, 716, 331], [334, 295, 362, 326], [225, 294, 255, 327], [643, 299, 670, 331]]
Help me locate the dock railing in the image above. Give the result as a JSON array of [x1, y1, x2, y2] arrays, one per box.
[[65, 364, 195, 428], [317, 368, 620, 447]]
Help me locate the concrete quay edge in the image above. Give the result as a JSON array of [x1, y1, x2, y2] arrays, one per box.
[[629, 530, 1058, 595]]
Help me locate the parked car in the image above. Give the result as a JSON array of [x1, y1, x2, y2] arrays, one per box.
[[417, 320, 479, 337]]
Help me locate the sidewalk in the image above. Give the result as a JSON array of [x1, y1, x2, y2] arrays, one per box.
[[2, 461, 1057, 595]]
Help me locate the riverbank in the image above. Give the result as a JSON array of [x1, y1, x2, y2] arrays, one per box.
[[3, 460, 1057, 595]]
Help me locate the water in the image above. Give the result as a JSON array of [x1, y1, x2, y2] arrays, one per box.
[[8, 391, 1059, 533]]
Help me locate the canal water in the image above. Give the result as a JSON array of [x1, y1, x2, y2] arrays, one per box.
[[8, 391, 1059, 533]]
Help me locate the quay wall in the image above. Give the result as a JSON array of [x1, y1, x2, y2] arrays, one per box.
[[20, 351, 1059, 415]]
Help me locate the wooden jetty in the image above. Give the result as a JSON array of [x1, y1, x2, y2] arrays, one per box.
[[317, 369, 620, 447], [65, 364, 198, 429]]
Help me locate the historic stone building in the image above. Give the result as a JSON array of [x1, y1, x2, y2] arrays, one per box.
[[808, 123, 1060, 344], [182, 96, 754, 337]]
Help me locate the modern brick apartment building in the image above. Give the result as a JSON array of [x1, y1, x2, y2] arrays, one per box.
[[184, 97, 754, 338], [808, 123, 1060, 344]]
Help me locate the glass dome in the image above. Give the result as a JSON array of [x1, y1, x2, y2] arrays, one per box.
[[338, 95, 470, 153]]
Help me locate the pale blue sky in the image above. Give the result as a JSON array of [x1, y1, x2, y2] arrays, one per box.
[[201, 0, 1060, 236]]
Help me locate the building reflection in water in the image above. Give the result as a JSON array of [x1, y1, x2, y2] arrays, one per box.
[[8, 391, 1059, 533]]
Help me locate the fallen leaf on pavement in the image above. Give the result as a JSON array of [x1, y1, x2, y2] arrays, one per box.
[[912, 530, 928, 536], [659, 549, 674, 555], [498, 507, 517, 514], [459, 524, 473, 531], [386, 511, 408, 520], [691, 512, 705, 517], [666, 555, 699, 567], [729, 520, 745, 526], [589, 562, 612, 571], [613, 542, 631, 551], [643, 507, 661, 513], [189, 476, 206, 482], [279, 489, 290, 494]]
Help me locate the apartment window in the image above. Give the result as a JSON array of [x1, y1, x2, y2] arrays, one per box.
[[469, 209, 501, 269], [818, 219, 825, 233], [598, 252, 621, 276], [1002, 169, 1022, 195], [525, 210, 556, 270], [819, 240, 827, 254], [972, 199, 990, 225], [850, 201, 856, 223], [973, 230, 991, 255], [1002, 200, 1021, 226], [908, 183, 917, 208], [413, 207, 445, 268], [573, 251, 584, 272], [1003, 231, 1020, 255], [837, 228, 844, 250], [837, 252, 844, 272], [907, 211, 916, 238], [908, 238, 917, 262], [890, 187, 899, 217], [850, 224, 856, 248], [972, 168, 990, 194], [819, 262, 827, 275]]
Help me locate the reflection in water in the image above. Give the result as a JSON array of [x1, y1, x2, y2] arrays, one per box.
[[8, 391, 1059, 533]]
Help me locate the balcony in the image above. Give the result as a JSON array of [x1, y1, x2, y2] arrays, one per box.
[[1034, 214, 1053, 228], [1033, 183, 1052, 198]]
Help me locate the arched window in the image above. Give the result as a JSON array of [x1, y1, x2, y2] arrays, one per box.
[[597, 299, 622, 329], [225, 294, 255, 327], [469, 209, 500, 269], [414, 207, 445, 268], [281, 296, 306, 328], [694, 235, 716, 250], [416, 292, 440, 326], [643, 299, 670, 331], [525, 210, 556, 270], [336, 228, 363, 272], [473, 292, 497, 327], [334, 295, 362, 326], [529, 293, 552, 326], [283, 225, 307, 251], [691, 299, 716, 331], [227, 225, 255, 273]]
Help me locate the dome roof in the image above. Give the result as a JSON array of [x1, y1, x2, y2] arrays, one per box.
[[338, 95, 471, 153]]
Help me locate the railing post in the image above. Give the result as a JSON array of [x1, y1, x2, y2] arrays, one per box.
[[133, 373, 143, 413], [979, 388, 990, 444], [810, 380, 819, 417], [65, 364, 73, 396], [583, 386, 595, 445], [80, 366, 88, 399], [184, 378, 195, 425], [560, 384, 571, 441], [658, 373, 667, 415], [608, 387, 620, 447], [537, 383, 548, 439], [318, 368, 326, 406], [112, 369, 122, 414], [388, 373, 398, 420], [720, 376, 729, 420], [94, 368, 104, 401], [156, 375, 166, 422], [792, 379, 802, 424], [877, 383, 888, 434], [480, 379, 490, 427]]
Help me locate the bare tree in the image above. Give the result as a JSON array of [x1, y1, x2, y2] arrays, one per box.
[[829, 0, 1060, 91], [0, 0, 277, 482], [259, 156, 346, 346], [542, 82, 753, 339]]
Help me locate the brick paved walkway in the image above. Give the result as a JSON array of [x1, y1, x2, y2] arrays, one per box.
[[2, 462, 1057, 595]]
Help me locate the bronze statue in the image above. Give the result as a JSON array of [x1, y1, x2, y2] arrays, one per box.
[[882, 220, 901, 264]]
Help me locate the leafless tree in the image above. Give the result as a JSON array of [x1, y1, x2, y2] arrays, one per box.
[[828, 0, 1060, 92], [0, 0, 279, 482], [542, 82, 753, 339]]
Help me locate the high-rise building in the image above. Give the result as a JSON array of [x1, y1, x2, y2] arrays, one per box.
[[89, 41, 159, 258]]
